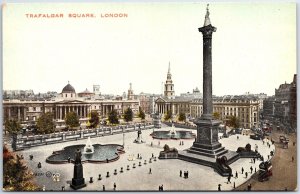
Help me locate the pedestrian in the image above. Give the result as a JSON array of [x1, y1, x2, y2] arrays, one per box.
[[180, 170, 182, 177], [103, 185, 105, 191], [269, 144, 271, 148], [233, 182, 236, 189], [161, 184, 164, 191], [253, 158, 256, 164], [159, 186, 161, 191], [237, 136, 239, 140], [241, 167, 244, 174], [235, 171, 238, 178], [158, 141, 160, 146], [227, 174, 231, 184], [151, 142, 153, 147], [245, 172, 248, 178], [268, 155, 270, 160], [255, 167, 256, 173], [113, 182, 116, 191], [250, 166, 253, 174], [292, 156, 294, 162], [152, 153, 154, 158], [247, 184, 252, 191], [137, 153, 140, 158], [218, 184, 221, 191], [149, 168, 152, 174]]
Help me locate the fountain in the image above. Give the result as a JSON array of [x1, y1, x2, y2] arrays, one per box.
[[83, 137, 94, 154], [169, 124, 177, 138], [150, 124, 196, 140], [46, 139, 124, 164]]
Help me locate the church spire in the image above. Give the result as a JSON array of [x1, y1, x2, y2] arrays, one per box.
[[204, 4, 211, 26], [168, 62, 171, 74]]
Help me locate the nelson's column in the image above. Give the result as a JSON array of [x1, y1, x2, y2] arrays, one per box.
[[178, 5, 239, 175]]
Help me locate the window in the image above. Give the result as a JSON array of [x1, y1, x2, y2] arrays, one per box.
[[71, 94, 73, 97], [65, 94, 67, 97]]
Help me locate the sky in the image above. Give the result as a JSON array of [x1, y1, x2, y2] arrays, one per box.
[[3, 2, 296, 96]]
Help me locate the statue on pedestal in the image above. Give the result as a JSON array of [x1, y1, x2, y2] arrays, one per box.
[[70, 149, 86, 190]]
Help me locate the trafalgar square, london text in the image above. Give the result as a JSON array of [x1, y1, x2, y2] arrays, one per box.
[[25, 13, 128, 18]]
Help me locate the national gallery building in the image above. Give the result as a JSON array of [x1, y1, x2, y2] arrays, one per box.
[[2, 83, 140, 124]]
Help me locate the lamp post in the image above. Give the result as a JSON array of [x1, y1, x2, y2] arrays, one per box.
[[122, 127, 125, 147]]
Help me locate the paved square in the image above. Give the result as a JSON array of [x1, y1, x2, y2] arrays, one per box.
[[17, 127, 275, 191]]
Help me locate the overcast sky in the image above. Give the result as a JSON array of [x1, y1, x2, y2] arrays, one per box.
[[3, 2, 296, 96]]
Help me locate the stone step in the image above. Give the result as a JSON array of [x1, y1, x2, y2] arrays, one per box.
[[225, 151, 240, 165], [178, 152, 216, 168], [187, 148, 228, 158], [189, 145, 226, 154]]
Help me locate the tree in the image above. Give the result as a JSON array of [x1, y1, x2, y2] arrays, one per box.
[[89, 111, 99, 128], [227, 116, 240, 128], [36, 112, 55, 134], [124, 107, 133, 122], [3, 145, 40, 191], [108, 110, 119, 125], [65, 112, 80, 128], [178, 112, 186, 122], [164, 110, 172, 121], [213, 112, 221, 120], [4, 120, 21, 135], [138, 107, 146, 120]]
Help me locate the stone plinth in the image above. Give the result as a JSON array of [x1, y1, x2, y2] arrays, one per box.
[[70, 164, 86, 190]]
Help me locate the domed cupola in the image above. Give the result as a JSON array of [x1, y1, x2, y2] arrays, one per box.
[[61, 81, 76, 99]]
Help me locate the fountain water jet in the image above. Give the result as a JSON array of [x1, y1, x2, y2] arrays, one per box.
[[83, 137, 94, 154]]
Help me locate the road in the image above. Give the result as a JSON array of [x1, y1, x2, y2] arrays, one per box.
[[234, 127, 297, 191]]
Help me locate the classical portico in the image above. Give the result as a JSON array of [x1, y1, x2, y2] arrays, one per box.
[[54, 101, 90, 120]]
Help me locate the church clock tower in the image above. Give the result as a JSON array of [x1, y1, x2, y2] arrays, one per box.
[[164, 62, 175, 99]]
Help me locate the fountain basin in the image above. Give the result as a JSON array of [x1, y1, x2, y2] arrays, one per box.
[[46, 144, 124, 164], [150, 130, 196, 140]]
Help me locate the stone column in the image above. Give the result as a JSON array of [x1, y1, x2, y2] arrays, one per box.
[[23, 107, 26, 121], [199, 20, 216, 119], [17, 107, 20, 121], [60, 106, 62, 120], [64, 106, 67, 119], [8, 107, 11, 120]]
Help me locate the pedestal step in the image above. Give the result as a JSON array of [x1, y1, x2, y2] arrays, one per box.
[[187, 148, 228, 158], [178, 150, 240, 176]]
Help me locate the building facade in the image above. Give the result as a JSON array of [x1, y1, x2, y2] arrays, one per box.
[[273, 74, 297, 130], [3, 83, 140, 124], [155, 95, 260, 129]]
